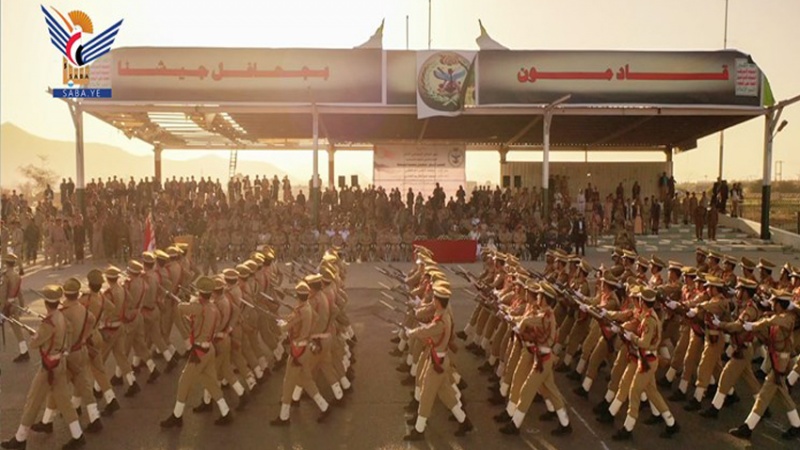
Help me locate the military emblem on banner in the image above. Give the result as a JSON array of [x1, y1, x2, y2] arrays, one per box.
[[416, 51, 476, 119]]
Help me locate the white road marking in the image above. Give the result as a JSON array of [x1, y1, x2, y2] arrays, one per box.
[[570, 406, 611, 450]]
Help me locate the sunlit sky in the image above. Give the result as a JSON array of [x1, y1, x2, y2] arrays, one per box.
[[2, 0, 799, 184]]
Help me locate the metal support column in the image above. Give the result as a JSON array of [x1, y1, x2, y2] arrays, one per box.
[[666, 147, 674, 177], [68, 103, 86, 216], [542, 112, 552, 218], [327, 144, 336, 189], [760, 111, 775, 240], [154, 145, 163, 184], [311, 106, 320, 226]]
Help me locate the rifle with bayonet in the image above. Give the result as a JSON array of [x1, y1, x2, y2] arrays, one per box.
[[0, 312, 37, 334], [375, 266, 405, 284], [14, 304, 45, 319]]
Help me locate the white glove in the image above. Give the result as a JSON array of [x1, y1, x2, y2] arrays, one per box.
[[788, 302, 796, 311], [712, 317, 721, 327], [666, 300, 679, 310], [611, 325, 620, 334], [599, 309, 607, 317], [743, 322, 754, 331], [493, 289, 501, 297], [686, 308, 697, 318], [512, 326, 521, 334], [579, 304, 589, 313], [276, 319, 288, 328], [623, 330, 633, 341]]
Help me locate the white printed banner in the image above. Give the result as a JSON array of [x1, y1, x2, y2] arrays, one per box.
[[373, 144, 466, 197]]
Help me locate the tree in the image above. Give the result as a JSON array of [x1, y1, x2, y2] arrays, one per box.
[[17, 155, 58, 201]]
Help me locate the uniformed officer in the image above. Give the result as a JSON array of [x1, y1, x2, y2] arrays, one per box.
[[161, 276, 233, 428], [1, 285, 86, 450], [1, 253, 29, 361]]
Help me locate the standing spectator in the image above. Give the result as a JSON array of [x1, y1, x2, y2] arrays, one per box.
[[633, 198, 643, 235], [694, 192, 707, 241], [730, 185, 741, 218], [682, 192, 691, 225], [632, 181, 641, 200], [59, 178, 67, 205], [23, 219, 40, 265], [615, 182, 624, 201], [707, 197, 719, 241], [658, 171, 668, 200], [642, 197, 651, 236], [571, 213, 587, 256], [73, 214, 85, 263], [663, 194, 672, 230], [650, 195, 661, 235], [720, 179, 729, 213], [576, 189, 586, 215]]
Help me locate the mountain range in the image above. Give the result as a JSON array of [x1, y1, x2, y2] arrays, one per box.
[[0, 122, 290, 191]]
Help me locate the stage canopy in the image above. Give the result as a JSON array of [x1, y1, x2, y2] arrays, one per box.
[[73, 47, 772, 153]]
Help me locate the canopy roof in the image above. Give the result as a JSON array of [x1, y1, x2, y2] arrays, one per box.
[[73, 47, 771, 152]]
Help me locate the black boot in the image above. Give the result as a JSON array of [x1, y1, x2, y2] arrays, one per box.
[[699, 407, 719, 419], [406, 416, 417, 426], [455, 417, 474, 436], [85, 419, 103, 434], [102, 399, 120, 417], [110, 375, 123, 386], [494, 410, 511, 423], [456, 331, 467, 340], [390, 336, 401, 344], [0, 437, 26, 449], [683, 398, 701, 412], [270, 416, 290, 427], [566, 371, 582, 381], [596, 409, 615, 424], [404, 399, 419, 413], [782, 426, 800, 440], [657, 377, 673, 388], [395, 363, 410, 373], [667, 390, 686, 402], [124, 382, 140, 398], [214, 413, 233, 426], [724, 391, 740, 406], [31, 422, 53, 433], [236, 392, 249, 411], [593, 399, 609, 414], [165, 357, 178, 374], [499, 422, 520, 435], [728, 424, 752, 439], [642, 414, 662, 425], [611, 428, 632, 441], [12, 352, 30, 363], [159, 414, 183, 428], [572, 386, 589, 398], [551, 423, 573, 436], [388, 349, 403, 357], [660, 423, 681, 439], [61, 435, 86, 450], [457, 379, 468, 390], [146, 368, 160, 384], [193, 401, 213, 413], [403, 429, 425, 441], [400, 376, 416, 386]]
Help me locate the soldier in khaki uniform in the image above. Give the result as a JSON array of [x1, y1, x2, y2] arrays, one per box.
[[103, 266, 140, 397], [683, 275, 730, 411], [0, 253, 29, 361], [1, 285, 86, 450], [499, 282, 571, 436], [701, 277, 762, 418], [35, 278, 104, 434], [603, 288, 680, 440], [729, 290, 800, 440], [142, 251, 178, 372], [123, 260, 160, 383], [271, 282, 332, 426], [80, 269, 120, 417], [161, 276, 233, 428], [404, 285, 473, 440]]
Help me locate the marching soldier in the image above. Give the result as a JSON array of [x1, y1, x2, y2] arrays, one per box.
[[104, 266, 141, 398], [271, 282, 332, 426], [729, 289, 799, 440], [1, 253, 29, 362], [1, 285, 86, 450], [161, 276, 233, 428], [404, 284, 473, 440]]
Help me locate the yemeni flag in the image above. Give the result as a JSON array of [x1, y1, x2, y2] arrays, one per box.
[[144, 212, 156, 252]]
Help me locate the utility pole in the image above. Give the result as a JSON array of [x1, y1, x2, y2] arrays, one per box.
[[717, 0, 729, 180], [428, 0, 432, 49]]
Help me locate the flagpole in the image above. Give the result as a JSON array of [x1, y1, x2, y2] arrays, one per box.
[[718, 0, 728, 181], [406, 15, 410, 50], [428, 0, 432, 49]]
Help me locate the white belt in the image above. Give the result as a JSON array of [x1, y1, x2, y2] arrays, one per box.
[[435, 351, 447, 359], [214, 332, 228, 339], [103, 321, 122, 328], [194, 342, 211, 349], [777, 352, 791, 358], [538, 347, 552, 354], [294, 340, 308, 347], [311, 333, 331, 339], [44, 353, 62, 361]]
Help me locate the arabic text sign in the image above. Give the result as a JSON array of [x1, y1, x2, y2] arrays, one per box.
[[373, 144, 466, 196], [477, 50, 762, 106], [108, 47, 382, 103]]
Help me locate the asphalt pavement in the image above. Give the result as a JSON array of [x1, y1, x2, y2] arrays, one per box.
[[2, 249, 800, 449]]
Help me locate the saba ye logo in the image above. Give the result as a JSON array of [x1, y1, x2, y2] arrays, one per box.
[[41, 5, 123, 98]]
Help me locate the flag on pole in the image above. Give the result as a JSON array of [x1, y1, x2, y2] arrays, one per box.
[[144, 212, 156, 252]]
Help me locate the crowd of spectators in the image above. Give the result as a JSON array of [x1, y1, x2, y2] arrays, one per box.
[[2, 172, 710, 270]]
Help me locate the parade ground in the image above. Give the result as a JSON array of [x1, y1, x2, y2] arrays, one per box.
[[2, 245, 799, 450]]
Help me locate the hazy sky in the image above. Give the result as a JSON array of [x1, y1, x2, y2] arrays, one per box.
[[2, 0, 799, 184]]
